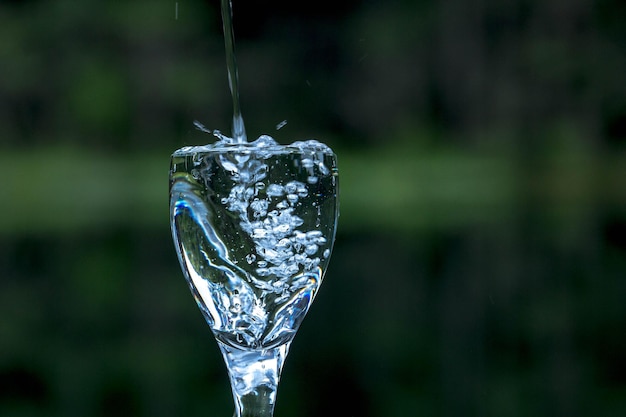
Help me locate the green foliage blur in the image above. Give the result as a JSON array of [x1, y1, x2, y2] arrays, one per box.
[[1, 0, 625, 416]]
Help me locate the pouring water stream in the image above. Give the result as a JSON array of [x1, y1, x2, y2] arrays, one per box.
[[221, 0, 247, 143]]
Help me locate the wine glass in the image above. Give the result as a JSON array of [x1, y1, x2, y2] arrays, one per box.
[[169, 134, 339, 417]]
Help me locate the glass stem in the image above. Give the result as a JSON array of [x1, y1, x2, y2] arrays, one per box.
[[219, 342, 291, 417]]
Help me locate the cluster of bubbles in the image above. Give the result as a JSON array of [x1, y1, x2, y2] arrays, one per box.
[[217, 136, 332, 304]]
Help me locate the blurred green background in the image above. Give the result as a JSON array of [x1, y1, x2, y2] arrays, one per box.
[[1, 0, 625, 416]]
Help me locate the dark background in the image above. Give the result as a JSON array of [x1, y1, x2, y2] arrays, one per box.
[[1, 0, 625, 416]]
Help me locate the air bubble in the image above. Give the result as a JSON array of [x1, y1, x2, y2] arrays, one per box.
[[305, 244, 319, 255], [241, 161, 267, 183], [267, 184, 284, 197], [291, 275, 314, 290], [303, 257, 321, 271], [254, 182, 266, 193], [279, 262, 299, 276], [287, 264, 299, 275], [323, 249, 331, 258], [286, 194, 299, 204], [307, 176, 318, 184], [274, 223, 291, 234], [294, 232, 307, 243], [261, 248, 279, 260], [276, 238, 291, 250], [272, 280, 286, 289], [285, 182, 298, 194], [218, 156, 239, 173], [256, 268, 271, 276], [252, 228, 268, 239], [293, 253, 307, 264], [229, 295, 242, 313], [296, 184, 308, 197], [306, 231, 323, 241], [274, 293, 289, 304], [250, 199, 269, 217]]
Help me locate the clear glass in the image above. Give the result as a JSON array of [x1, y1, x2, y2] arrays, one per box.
[[169, 135, 339, 417]]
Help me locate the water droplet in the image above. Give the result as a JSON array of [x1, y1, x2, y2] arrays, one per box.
[[193, 120, 211, 134], [323, 249, 331, 258]]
